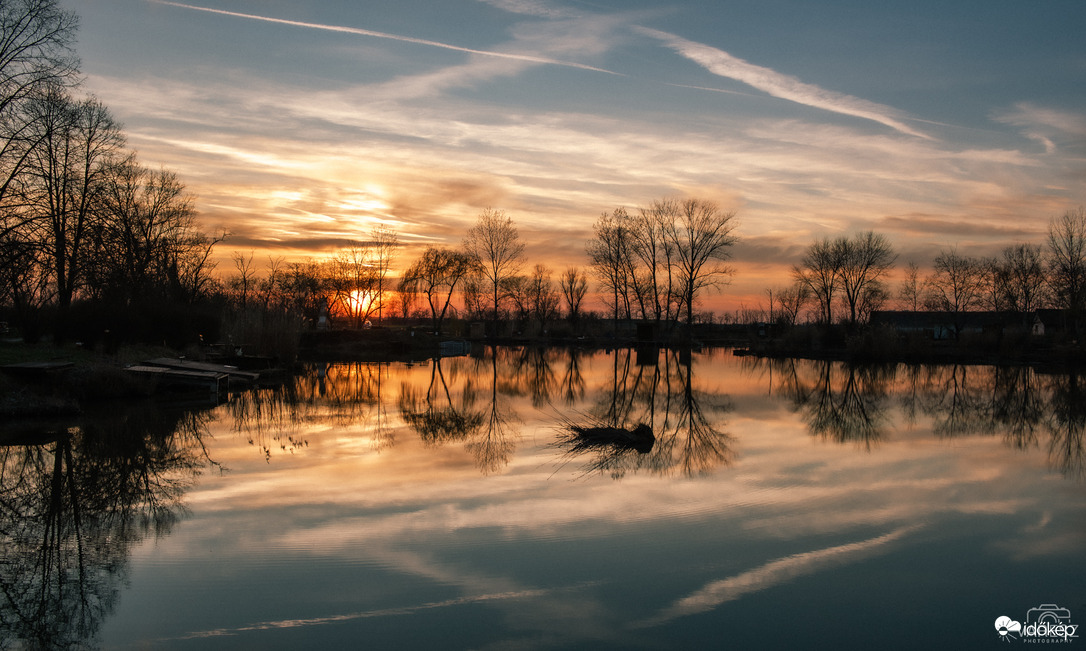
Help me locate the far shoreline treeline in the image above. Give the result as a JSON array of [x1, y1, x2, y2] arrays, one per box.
[[2, 1, 1085, 366]]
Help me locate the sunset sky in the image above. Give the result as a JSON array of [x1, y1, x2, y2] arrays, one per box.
[[67, 0, 1086, 309]]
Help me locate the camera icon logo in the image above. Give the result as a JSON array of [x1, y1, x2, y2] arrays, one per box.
[[1026, 604, 1072, 626]]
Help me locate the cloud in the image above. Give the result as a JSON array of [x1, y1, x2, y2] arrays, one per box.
[[880, 214, 1040, 239], [633, 26, 930, 139], [994, 102, 1086, 154], [476, 0, 583, 20], [148, 0, 620, 75]]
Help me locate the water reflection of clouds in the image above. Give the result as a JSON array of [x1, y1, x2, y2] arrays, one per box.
[[641, 524, 923, 627], [95, 350, 1086, 647]]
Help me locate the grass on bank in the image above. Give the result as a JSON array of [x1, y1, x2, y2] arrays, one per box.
[[0, 340, 180, 417]]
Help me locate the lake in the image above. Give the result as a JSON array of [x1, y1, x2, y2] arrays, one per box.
[[2, 347, 1084, 649]]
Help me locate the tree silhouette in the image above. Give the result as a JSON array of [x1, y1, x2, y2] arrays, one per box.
[[1047, 207, 1086, 333], [402, 246, 478, 335], [464, 208, 525, 336]]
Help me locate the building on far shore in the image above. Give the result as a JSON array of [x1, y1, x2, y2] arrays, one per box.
[[869, 310, 1065, 340]]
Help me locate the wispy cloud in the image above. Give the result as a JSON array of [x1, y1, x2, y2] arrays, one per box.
[[633, 26, 930, 139], [148, 0, 620, 75], [640, 524, 921, 627], [995, 102, 1086, 154], [476, 0, 582, 20]]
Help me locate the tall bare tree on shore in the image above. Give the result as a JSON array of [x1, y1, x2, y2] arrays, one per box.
[[371, 225, 397, 323], [402, 246, 478, 334], [559, 266, 588, 324], [1048, 207, 1086, 331], [587, 208, 634, 325], [925, 248, 988, 337], [794, 237, 843, 324], [0, 0, 79, 232], [773, 281, 810, 326], [838, 231, 896, 326], [663, 199, 738, 327], [90, 157, 219, 304], [630, 200, 677, 323], [23, 91, 123, 326], [991, 243, 1048, 316], [464, 208, 524, 335], [898, 261, 922, 311]]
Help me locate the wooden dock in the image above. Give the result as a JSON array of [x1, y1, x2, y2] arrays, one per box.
[[143, 357, 260, 384], [126, 365, 228, 395]]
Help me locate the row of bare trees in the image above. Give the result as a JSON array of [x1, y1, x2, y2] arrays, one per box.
[[386, 198, 737, 337], [397, 208, 589, 335], [586, 198, 739, 329], [0, 0, 220, 343], [765, 208, 1086, 331]]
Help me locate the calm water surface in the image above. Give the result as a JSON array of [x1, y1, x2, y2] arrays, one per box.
[[3, 348, 1084, 649]]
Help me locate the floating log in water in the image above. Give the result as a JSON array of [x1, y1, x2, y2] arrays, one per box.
[[565, 423, 655, 454]]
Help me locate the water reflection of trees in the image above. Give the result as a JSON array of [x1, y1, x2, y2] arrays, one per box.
[[1045, 372, 1085, 480], [911, 365, 1082, 477], [754, 358, 891, 449], [226, 350, 1083, 480], [746, 356, 1084, 479], [564, 348, 733, 478], [228, 362, 395, 458], [396, 349, 523, 475], [0, 403, 213, 649]]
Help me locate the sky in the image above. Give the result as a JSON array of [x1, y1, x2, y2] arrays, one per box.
[[65, 0, 1086, 310]]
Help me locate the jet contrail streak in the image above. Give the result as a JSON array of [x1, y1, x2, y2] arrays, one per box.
[[148, 1, 621, 75]]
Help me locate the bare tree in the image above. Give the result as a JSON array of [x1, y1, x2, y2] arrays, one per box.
[[463, 208, 524, 335], [0, 0, 79, 231], [370, 225, 397, 323], [794, 236, 843, 324], [230, 251, 256, 309], [587, 208, 635, 324], [629, 200, 678, 323], [991, 243, 1049, 316], [90, 158, 211, 303], [526, 264, 560, 330], [1048, 207, 1086, 330], [23, 91, 123, 325], [838, 231, 895, 326], [898, 261, 922, 311], [661, 198, 738, 327], [774, 281, 810, 326], [559, 266, 588, 323], [0, 0, 78, 113], [925, 248, 988, 337], [402, 246, 479, 334], [393, 274, 418, 320], [460, 275, 486, 321]]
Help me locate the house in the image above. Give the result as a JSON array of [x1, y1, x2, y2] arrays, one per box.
[[869, 310, 1045, 340]]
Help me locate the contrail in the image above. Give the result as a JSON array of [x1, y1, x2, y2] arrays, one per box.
[[148, 0, 620, 75], [635, 25, 931, 139]]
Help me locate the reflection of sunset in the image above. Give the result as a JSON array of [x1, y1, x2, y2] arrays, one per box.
[[85, 349, 1086, 648]]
